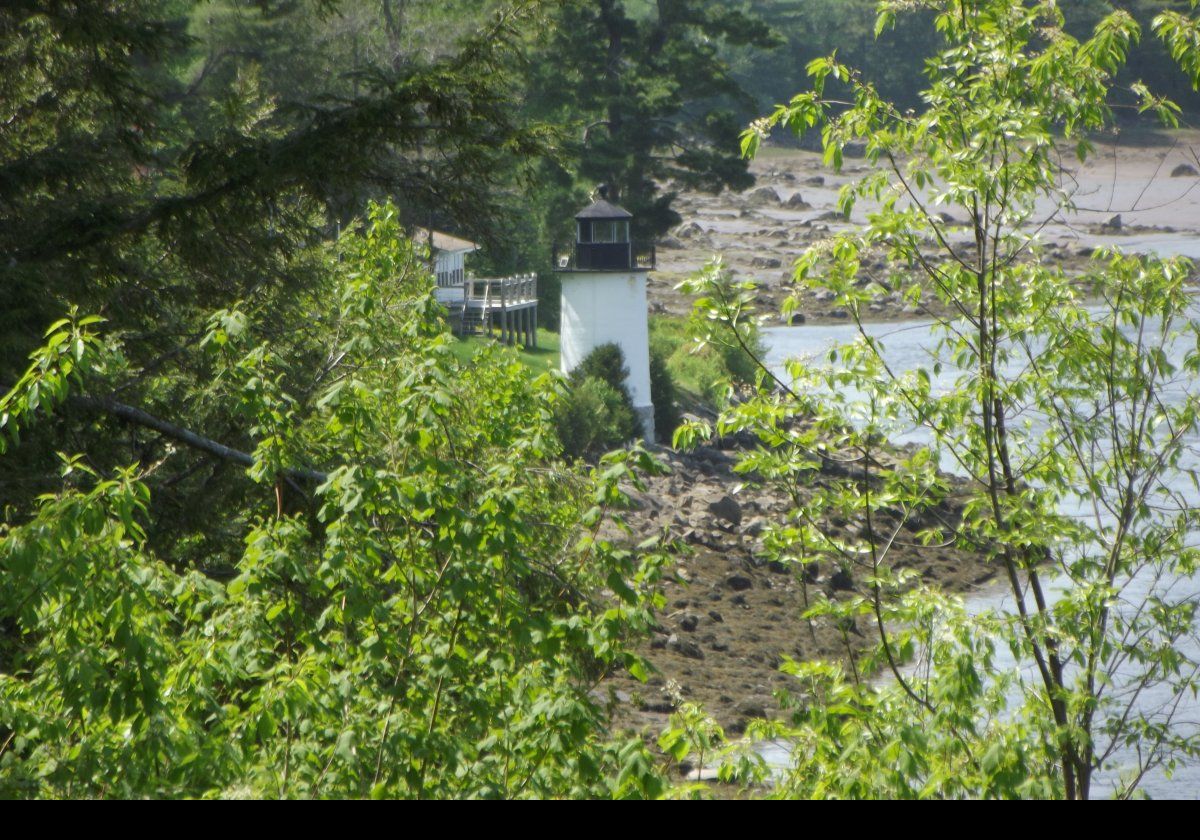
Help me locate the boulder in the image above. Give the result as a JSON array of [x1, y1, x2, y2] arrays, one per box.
[[829, 568, 855, 591], [707, 494, 743, 526], [744, 185, 779, 206], [1170, 163, 1198, 178], [813, 209, 849, 222], [784, 192, 811, 209], [735, 698, 768, 719], [725, 573, 753, 592], [642, 698, 676, 713], [666, 633, 705, 660]]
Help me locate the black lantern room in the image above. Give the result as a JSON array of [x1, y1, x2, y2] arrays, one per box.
[[556, 189, 655, 272]]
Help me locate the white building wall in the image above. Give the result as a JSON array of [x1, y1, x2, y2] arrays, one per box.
[[560, 270, 655, 442], [435, 251, 465, 286]]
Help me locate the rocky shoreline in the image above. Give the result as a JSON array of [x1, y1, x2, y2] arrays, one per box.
[[605, 133, 1200, 742], [649, 140, 1200, 326], [601, 431, 994, 738]]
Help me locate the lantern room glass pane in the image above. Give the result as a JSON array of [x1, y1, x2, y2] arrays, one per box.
[[586, 220, 629, 243]]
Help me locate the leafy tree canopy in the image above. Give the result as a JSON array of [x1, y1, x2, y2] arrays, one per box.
[[683, 0, 1200, 799], [0, 204, 673, 798]]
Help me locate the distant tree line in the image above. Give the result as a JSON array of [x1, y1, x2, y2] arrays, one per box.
[[728, 1, 1200, 136]]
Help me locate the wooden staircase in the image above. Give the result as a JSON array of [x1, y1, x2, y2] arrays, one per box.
[[460, 281, 491, 335]]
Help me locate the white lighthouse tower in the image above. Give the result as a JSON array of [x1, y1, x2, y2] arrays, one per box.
[[556, 190, 657, 442]]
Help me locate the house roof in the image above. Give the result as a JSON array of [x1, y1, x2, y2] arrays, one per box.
[[575, 198, 633, 220], [414, 228, 479, 254]]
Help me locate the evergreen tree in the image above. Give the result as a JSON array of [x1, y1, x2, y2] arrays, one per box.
[[526, 0, 779, 239], [557, 342, 642, 458]]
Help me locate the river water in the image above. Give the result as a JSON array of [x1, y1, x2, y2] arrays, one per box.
[[759, 268, 1200, 798]]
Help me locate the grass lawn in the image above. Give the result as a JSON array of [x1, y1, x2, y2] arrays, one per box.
[[447, 328, 561, 374]]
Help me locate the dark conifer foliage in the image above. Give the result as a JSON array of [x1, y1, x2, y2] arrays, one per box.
[[526, 0, 780, 239]]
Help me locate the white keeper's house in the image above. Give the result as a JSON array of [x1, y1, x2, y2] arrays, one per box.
[[420, 227, 540, 349]]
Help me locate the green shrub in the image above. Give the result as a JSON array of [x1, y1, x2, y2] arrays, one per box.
[[558, 343, 680, 452], [569, 343, 633, 399], [649, 346, 681, 439], [555, 375, 640, 459], [555, 343, 644, 458]]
